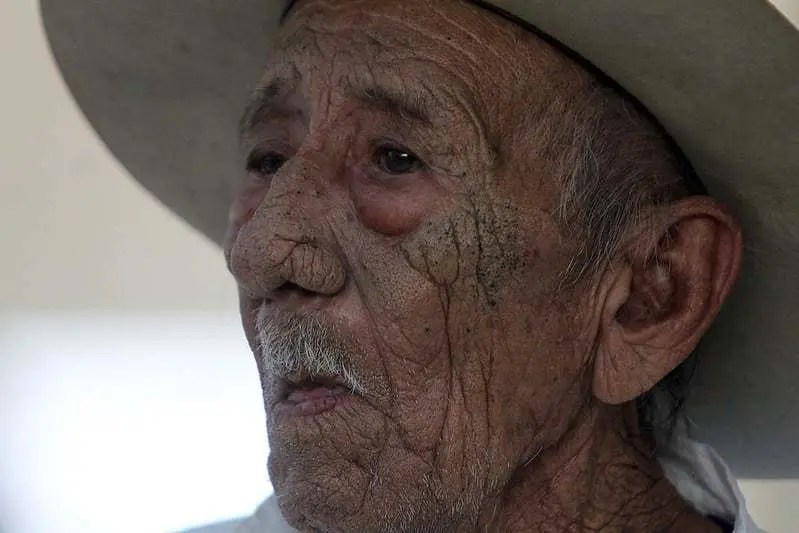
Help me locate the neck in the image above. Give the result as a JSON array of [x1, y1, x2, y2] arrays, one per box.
[[484, 404, 722, 533]]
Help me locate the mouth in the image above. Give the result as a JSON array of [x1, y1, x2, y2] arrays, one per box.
[[276, 375, 357, 417]]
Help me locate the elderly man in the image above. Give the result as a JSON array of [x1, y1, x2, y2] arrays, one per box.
[[43, 0, 798, 532]]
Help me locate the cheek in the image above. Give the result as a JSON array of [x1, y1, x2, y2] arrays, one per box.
[[349, 173, 448, 236], [346, 216, 484, 455], [394, 203, 586, 457], [482, 239, 593, 458]]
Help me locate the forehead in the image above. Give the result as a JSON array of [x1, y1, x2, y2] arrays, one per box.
[[248, 0, 589, 153], [271, 0, 563, 106]]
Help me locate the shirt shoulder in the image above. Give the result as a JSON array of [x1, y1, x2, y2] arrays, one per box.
[[234, 495, 297, 533], [177, 518, 243, 533], [176, 496, 295, 533], [657, 428, 767, 533]]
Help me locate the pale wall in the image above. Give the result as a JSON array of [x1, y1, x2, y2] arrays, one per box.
[[1, 2, 268, 532], [0, 1, 796, 532]]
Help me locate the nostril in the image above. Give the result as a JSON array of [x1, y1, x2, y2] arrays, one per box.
[[243, 241, 345, 300]]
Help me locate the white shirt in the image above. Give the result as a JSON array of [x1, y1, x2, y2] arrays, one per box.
[[183, 433, 764, 533]]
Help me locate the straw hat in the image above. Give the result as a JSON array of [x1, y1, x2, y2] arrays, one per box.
[[40, 0, 799, 477]]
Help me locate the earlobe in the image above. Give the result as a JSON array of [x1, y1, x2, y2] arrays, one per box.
[[592, 197, 743, 405], [593, 262, 651, 405]]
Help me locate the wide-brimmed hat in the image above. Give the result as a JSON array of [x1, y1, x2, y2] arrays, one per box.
[[40, 0, 798, 478]]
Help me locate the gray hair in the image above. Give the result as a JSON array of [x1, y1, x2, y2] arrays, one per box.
[[555, 80, 706, 284], [256, 311, 368, 395], [552, 77, 707, 432]]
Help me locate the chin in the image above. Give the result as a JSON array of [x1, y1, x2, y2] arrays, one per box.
[[268, 445, 454, 533], [272, 478, 386, 533], [267, 441, 372, 530]]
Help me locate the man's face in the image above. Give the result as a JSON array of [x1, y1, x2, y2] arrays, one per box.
[[226, 0, 598, 530]]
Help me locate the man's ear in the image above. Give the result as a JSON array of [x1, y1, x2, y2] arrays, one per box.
[[592, 197, 743, 405]]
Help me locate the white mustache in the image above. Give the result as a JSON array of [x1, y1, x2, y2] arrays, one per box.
[[255, 310, 367, 395]]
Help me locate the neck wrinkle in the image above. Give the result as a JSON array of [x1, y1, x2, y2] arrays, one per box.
[[484, 403, 719, 533]]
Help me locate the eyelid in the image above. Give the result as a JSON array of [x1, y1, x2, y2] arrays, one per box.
[[246, 149, 278, 170], [372, 138, 427, 164], [244, 149, 292, 182], [245, 139, 294, 164], [243, 129, 295, 154]]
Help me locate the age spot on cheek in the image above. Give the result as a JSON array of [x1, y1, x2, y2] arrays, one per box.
[[399, 214, 480, 289], [400, 202, 529, 308]]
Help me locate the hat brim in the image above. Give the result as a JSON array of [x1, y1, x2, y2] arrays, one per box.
[[40, 0, 799, 477]]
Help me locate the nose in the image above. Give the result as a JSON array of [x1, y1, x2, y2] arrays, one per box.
[[227, 161, 347, 301]]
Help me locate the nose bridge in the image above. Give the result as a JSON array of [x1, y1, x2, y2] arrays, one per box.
[[263, 155, 325, 235], [230, 154, 346, 297]]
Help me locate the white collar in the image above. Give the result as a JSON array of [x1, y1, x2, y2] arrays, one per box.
[[658, 427, 764, 533]]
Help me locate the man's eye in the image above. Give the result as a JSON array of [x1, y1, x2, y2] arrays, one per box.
[[247, 152, 287, 176], [375, 146, 424, 175]]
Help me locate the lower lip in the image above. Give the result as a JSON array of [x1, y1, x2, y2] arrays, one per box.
[[278, 385, 353, 417]]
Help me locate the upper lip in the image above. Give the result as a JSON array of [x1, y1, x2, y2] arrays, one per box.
[[279, 373, 352, 397]]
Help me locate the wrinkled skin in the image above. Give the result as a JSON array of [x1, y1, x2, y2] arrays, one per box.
[[225, 1, 740, 532]]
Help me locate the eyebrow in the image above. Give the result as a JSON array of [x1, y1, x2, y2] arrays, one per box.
[[239, 76, 437, 141], [238, 78, 297, 141], [346, 82, 435, 126]]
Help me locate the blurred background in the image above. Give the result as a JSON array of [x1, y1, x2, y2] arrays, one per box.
[[0, 1, 797, 532]]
